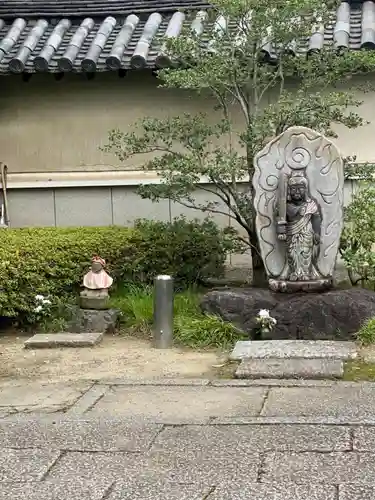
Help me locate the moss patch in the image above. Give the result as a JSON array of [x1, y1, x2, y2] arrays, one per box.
[[343, 360, 375, 381]]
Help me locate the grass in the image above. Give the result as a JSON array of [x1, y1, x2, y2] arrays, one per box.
[[355, 318, 375, 346], [109, 283, 245, 349]]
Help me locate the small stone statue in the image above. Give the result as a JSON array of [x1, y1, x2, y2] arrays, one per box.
[[80, 256, 113, 309], [253, 126, 344, 293]]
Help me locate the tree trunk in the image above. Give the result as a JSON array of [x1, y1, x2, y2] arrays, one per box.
[[247, 143, 267, 287], [249, 228, 267, 288]]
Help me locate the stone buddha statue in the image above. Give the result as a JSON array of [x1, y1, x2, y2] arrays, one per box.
[[276, 171, 321, 282], [253, 126, 344, 293]]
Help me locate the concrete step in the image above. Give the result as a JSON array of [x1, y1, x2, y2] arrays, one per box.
[[24, 332, 103, 348], [230, 340, 358, 361], [235, 358, 344, 380]]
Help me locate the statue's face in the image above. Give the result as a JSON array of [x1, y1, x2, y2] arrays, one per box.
[[91, 261, 103, 273], [289, 183, 306, 202]]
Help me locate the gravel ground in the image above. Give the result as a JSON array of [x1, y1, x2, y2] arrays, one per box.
[[0, 335, 222, 384]]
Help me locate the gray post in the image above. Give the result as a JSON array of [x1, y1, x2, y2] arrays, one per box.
[[153, 275, 174, 348]]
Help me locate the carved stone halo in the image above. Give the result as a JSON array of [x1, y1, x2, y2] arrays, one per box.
[[253, 126, 345, 284], [286, 147, 311, 170]]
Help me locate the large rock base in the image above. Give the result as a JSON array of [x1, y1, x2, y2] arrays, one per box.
[[69, 308, 119, 334], [201, 287, 375, 341]]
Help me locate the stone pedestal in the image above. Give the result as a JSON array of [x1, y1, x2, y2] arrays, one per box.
[[80, 295, 109, 310], [269, 278, 332, 293], [69, 308, 119, 334], [80, 288, 109, 310]]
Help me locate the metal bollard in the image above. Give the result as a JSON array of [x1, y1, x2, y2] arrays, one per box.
[[153, 275, 174, 348]]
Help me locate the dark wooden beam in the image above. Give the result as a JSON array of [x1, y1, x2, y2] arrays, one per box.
[[21, 72, 32, 82]]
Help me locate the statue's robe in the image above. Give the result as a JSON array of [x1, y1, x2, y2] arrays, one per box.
[[83, 269, 113, 290], [280, 198, 320, 281]]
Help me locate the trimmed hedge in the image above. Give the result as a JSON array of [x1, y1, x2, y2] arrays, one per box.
[[128, 218, 236, 285], [0, 217, 234, 322]]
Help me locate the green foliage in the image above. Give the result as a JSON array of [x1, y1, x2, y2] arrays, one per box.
[[27, 294, 77, 333], [343, 156, 375, 181], [0, 227, 135, 323], [0, 220, 231, 324], [340, 185, 375, 287], [129, 217, 242, 286], [110, 283, 154, 333], [111, 284, 243, 348], [103, 0, 375, 279], [174, 314, 243, 349], [355, 317, 375, 346]]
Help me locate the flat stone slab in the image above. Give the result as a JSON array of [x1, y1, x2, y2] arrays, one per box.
[[85, 385, 267, 423], [151, 424, 350, 453], [24, 332, 103, 348], [49, 449, 260, 483], [262, 451, 375, 484], [108, 481, 212, 500], [0, 381, 91, 413], [235, 358, 344, 379], [339, 484, 375, 500], [0, 417, 162, 452], [0, 480, 113, 500], [0, 448, 61, 481], [262, 384, 375, 419], [230, 340, 358, 361], [353, 426, 375, 451], [210, 482, 336, 500]]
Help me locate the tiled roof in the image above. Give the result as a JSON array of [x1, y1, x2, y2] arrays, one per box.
[[0, 1, 373, 75], [0, 0, 210, 19]]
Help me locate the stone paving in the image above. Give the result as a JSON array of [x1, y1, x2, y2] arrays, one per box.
[[2, 378, 375, 498]]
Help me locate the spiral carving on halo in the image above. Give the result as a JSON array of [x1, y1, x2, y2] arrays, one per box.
[[286, 147, 311, 170]]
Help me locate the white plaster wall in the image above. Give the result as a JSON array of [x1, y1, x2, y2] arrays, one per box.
[[0, 71, 374, 173]]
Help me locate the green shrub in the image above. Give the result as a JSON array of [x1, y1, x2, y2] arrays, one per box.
[[128, 217, 239, 286], [0, 227, 135, 322], [355, 317, 375, 346], [340, 185, 375, 288], [0, 218, 232, 324]]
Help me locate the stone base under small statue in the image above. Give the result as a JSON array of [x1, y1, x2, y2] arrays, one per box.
[[201, 287, 375, 341], [80, 288, 110, 310], [269, 278, 332, 293], [80, 294, 109, 310], [69, 308, 119, 334]]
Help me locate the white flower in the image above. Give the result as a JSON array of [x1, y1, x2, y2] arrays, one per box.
[[35, 295, 44, 301], [270, 317, 277, 325], [42, 299, 51, 305], [258, 309, 270, 319], [34, 305, 43, 313]]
